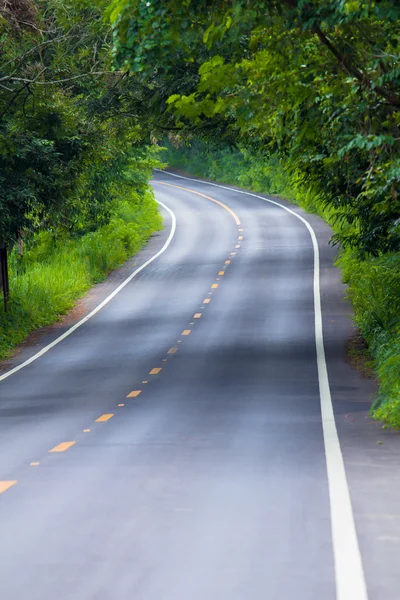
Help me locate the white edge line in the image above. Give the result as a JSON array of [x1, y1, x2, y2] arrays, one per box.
[[0, 200, 177, 383], [155, 169, 368, 600]]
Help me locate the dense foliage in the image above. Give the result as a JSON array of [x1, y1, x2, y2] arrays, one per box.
[[0, 0, 163, 357], [0, 0, 159, 246], [111, 0, 400, 256]]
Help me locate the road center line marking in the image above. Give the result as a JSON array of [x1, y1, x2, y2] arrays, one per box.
[[30, 462, 40, 467], [95, 413, 114, 423], [95, 414, 114, 422], [118, 404, 125, 407], [235, 244, 241, 249], [49, 441, 76, 453], [159, 168, 369, 600], [238, 235, 243, 240], [182, 330, 191, 336], [0, 481, 17, 494], [83, 429, 91, 433], [193, 313, 202, 318], [225, 260, 231, 264], [0, 201, 177, 384], [149, 368, 162, 374], [127, 390, 142, 397], [156, 181, 241, 225], [203, 299, 211, 303], [212, 284, 218, 289], [168, 348, 178, 354], [218, 271, 225, 276]]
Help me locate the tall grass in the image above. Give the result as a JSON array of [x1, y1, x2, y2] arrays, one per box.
[[164, 141, 400, 428], [0, 189, 162, 359]]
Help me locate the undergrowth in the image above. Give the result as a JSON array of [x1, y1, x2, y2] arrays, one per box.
[[0, 189, 162, 360], [164, 141, 400, 428]]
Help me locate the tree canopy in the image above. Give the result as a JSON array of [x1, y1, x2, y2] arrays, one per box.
[[110, 0, 400, 255]]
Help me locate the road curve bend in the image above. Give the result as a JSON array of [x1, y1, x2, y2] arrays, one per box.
[[0, 169, 398, 600]]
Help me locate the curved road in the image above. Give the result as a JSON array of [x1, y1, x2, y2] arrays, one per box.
[[0, 170, 399, 600]]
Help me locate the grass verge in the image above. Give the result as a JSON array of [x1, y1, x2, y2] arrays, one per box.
[[0, 188, 162, 360]]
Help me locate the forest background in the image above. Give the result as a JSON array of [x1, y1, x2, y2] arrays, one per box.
[[1, 1, 399, 426]]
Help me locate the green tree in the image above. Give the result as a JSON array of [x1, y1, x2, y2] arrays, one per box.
[[110, 0, 400, 255]]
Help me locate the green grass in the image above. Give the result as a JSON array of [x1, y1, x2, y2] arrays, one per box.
[[164, 142, 400, 428], [0, 189, 162, 360]]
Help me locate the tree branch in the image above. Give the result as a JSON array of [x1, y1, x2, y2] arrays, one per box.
[[312, 23, 400, 108]]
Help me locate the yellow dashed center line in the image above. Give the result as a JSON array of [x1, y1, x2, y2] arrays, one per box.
[[168, 348, 178, 354], [49, 441, 76, 453], [225, 260, 231, 264], [157, 182, 241, 225], [150, 367, 162, 374], [30, 462, 40, 467], [238, 236, 243, 240], [118, 404, 125, 407], [83, 429, 91, 433], [212, 284, 219, 289], [95, 414, 114, 422], [231, 252, 236, 255], [127, 390, 142, 398], [218, 271, 225, 276], [182, 330, 191, 336], [203, 298, 211, 304], [193, 313, 202, 319], [0, 481, 17, 494], [235, 244, 241, 249]]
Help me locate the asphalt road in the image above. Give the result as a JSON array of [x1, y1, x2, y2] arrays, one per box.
[[0, 170, 400, 600]]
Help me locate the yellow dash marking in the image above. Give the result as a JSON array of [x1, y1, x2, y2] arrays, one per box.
[[168, 348, 178, 354], [203, 298, 211, 304], [150, 368, 162, 374], [127, 390, 142, 398], [218, 271, 225, 276], [212, 284, 219, 289], [118, 404, 125, 407], [238, 236, 243, 240], [30, 462, 40, 467], [83, 429, 91, 433], [231, 252, 236, 255], [193, 313, 202, 319], [225, 260, 231, 264], [0, 481, 17, 494], [157, 182, 241, 225], [182, 330, 191, 335], [49, 441, 76, 453], [95, 414, 114, 422], [235, 244, 241, 249]]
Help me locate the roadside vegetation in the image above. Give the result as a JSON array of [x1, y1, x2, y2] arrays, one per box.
[[0, 0, 162, 359]]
